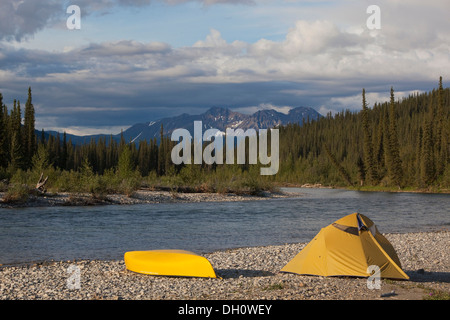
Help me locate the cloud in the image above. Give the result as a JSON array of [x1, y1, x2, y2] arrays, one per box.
[[0, 0, 61, 41], [80, 40, 171, 57], [318, 89, 426, 116], [0, 1, 449, 135], [0, 0, 254, 41], [166, 0, 253, 4], [2, 20, 446, 88], [46, 125, 129, 136], [0, 20, 446, 134], [282, 20, 361, 54], [234, 103, 292, 115]]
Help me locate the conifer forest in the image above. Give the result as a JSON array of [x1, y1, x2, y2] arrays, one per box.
[[0, 77, 448, 196]]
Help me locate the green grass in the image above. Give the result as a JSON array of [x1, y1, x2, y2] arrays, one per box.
[[262, 283, 284, 291], [347, 185, 450, 194], [1, 164, 278, 202], [423, 289, 450, 300], [1, 183, 32, 204]]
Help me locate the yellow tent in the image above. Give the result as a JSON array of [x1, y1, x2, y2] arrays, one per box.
[[281, 213, 409, 280]]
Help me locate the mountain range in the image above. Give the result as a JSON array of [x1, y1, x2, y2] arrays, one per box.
[[45, 106, 322, 145]]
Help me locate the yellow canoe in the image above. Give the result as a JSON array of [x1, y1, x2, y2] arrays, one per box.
[[124, 249, 217, 278]]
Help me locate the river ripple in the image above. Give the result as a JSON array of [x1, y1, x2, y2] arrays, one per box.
[[0, 188, 448, 264]]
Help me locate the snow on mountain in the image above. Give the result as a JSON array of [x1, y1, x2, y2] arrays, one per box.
[[50, 106, 322, 145]]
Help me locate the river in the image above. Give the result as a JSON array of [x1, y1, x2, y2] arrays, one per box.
[[0, 188, 448, 265]]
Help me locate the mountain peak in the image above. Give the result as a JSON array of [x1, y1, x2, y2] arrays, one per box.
[[55, 106, 322, 144], [123, 105, 322, 142], [205, 106, 230, 115]]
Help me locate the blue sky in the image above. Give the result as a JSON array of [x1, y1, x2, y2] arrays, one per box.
[[0, 0, 449, 135]]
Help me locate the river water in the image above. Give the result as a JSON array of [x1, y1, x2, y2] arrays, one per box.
[[0, 188, 448, 265]]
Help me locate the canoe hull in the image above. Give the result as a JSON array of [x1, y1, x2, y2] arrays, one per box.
[[124, 249, 217, 278]]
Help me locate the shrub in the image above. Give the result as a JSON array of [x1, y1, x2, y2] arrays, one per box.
[[2, 183, 31, 203]]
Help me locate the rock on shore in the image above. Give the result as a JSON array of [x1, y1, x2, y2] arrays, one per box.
[[0, 231, 448, 300]]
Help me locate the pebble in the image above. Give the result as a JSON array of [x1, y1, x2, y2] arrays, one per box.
[[0, 231, 448, 300]]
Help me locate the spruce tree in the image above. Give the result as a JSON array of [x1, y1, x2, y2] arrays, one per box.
[[138, 140, 150, 176], [361, 89, 377, 184], [356, 155, 365, 186], [118, 144, 134, 179], [32, 143, 50, 173], [421, 115, 435, 186], [96, 136, 106, 174], [3, 102, 11, 167], [374, 107, 385, 177], [40, 129, 45, 145], [10, 100, 24, 170], [23, 87, 36, 169], [150, 137, 158, 173], [158, 124, 165, 175], [106, 135, 116, 170], [0, 93, 8, 168], [10, 130, 24, 171], [387, 87, 403, 187], [415, 126, 423, 186], [324, 144, 353, 186], [435, 76, 446, 176], [61, 132, 68, 170]]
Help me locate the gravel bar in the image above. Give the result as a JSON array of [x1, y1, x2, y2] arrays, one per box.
[[0, 189, 296, 208], [0, 231, 448, 300]]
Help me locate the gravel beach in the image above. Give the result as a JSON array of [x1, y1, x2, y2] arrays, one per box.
[[0, 231, 448, 300], [0, 189, 295, 208]]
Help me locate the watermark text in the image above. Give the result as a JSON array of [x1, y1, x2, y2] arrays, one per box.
[[66, 5, 81, 30], [171, 121, 279, 175], [67, 264, 81, 290], [366, 5, 381, 30], [367, 265, 381, 290]]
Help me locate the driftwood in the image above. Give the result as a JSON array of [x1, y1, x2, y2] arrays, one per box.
[[35, 173, 48, 193]]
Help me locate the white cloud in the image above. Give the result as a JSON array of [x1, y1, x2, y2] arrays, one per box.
[[80, 40, 171, 56], [234, 103, 292, 115], [193, 29, 228, 48], [0, 0, 61, 41], [283, 20, 345, 54], [319, 89, 427, 116], [0, 0, 255, 41], [1, 1, 449, 132], [173, 18, 448, 85], [44, 126, 130, 136], [3, 16, 448, 90]]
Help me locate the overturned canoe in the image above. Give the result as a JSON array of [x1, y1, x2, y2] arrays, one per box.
[[124, 249, 217, 278]]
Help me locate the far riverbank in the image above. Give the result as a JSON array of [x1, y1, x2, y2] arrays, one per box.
[[0, 189, 297, 208], [277, 182, 450, 194], [1, 183, 449, 209]]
